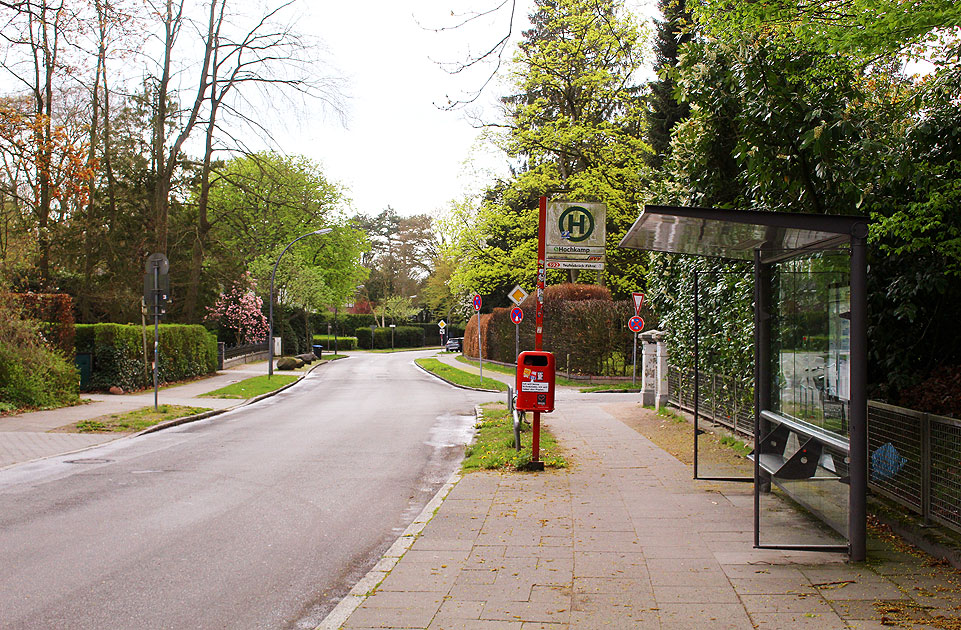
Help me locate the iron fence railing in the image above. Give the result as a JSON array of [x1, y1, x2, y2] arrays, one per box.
[[868, 401, 961, 534], [222, 342, 268, 361], [667, 366, 754, 438]]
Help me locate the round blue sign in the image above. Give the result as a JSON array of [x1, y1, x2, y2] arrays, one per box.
[[511, 307, 524, 324], [628, 316, 644, 332], [473, 294, 482, 311]]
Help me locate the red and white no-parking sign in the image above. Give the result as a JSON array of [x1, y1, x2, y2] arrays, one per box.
[[473, 294, 482, 311], [510, 307, 524, 324], [628, 315, 645, 332]]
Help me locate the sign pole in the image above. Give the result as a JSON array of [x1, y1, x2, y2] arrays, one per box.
[[473, 294, 484, 385], [477, 314, 483, 385], [515, 322, 519, 361], [153, 264, 160, 411], [632, 333, 638, 387]]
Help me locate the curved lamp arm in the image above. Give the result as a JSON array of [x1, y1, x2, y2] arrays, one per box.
[[268, 228, 333, 377]]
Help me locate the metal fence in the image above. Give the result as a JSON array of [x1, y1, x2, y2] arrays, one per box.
[[667, 365, 961, 535], [868, 401, 961, 534], [223, 342, 268, 360], [667, 366, 755, 437]]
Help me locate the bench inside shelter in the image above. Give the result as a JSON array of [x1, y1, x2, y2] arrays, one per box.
[[751, 410, 849, 481]]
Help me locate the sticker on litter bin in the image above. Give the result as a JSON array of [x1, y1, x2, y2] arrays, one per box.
[[521, 381, 550, 393]]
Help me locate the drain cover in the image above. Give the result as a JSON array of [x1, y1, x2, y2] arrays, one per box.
[[64, 458, 112, 464]]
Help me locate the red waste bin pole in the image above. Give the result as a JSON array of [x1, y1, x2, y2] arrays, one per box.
[[533, 195, 547, 462]]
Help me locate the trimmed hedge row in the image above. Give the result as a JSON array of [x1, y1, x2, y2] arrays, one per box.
[[464, 297, 658, 377], [312, 334, 358, 351], [354, 326, 427, 350], [76, 323, 217, 392]]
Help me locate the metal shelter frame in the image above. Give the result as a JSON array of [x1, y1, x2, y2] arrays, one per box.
[[619, 205, 870, 561]]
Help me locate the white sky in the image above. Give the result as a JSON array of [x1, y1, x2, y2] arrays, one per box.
[[275, 1, 529, 219], [240, 0, 656, 220]]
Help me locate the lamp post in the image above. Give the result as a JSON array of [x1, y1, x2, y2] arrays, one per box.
[[268, 228, 333, 377]]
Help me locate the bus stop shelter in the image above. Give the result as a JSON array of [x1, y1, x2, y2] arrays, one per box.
[[619, 205, 870, 561]]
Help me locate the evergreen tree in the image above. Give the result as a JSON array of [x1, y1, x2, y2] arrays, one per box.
[[644, 0, 693, 169]]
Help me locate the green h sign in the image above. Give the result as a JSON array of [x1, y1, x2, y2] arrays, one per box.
[[558, 206, 595, 242]]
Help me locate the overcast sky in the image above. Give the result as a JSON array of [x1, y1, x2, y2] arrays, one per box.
[[268, 0, 657, 219], [269, 1, 526, 219]]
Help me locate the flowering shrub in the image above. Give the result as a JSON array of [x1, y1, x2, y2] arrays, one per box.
[[206, 274, 268, 345]]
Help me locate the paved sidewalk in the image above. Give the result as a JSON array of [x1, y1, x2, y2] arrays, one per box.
[[0, 360, 294, 469], [328, 389, 961, 629]]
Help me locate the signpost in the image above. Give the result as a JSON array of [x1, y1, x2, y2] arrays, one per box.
[[510, 306, 524, 360], [473, 294, 483, 384], [144, 253, 169, 411], [438, 319, 447, 345], [628, 315, 645, 386]]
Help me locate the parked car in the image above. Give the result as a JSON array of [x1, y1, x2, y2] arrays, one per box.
[[445, 337, 463, 352]]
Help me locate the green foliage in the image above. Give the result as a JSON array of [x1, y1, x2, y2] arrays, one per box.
[[12, 293, 75, 356], [204, 152, 368, 328], [0, 291, 78, 410], [645, 0, 694, 168], [692, 0, 961, 63], [75, 323, 217, 392]]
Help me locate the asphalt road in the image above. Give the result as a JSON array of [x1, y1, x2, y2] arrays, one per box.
[[0, 350, 491, 629]]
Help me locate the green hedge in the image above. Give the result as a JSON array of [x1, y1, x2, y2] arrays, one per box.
[[75, 323, 217, 392], [354, 326, 427, 350], [312, 334, 357, 351]]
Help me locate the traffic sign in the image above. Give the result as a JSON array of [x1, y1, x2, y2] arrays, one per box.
[[628, 316, 645, 332], [508, 285, 529, 306], [473, 294, 482, 311], [438, 320, 447, 330], [510, 307, 524, 324], [632, 292, 645, 316]]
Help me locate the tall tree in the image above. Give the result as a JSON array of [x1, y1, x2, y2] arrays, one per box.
[[452, 0, 651, 296], [644, 0, 693, 169]]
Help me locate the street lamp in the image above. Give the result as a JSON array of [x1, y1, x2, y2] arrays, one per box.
[[268, 227, 333, 377]]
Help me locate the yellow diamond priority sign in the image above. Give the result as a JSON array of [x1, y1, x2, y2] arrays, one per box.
[[508, 285, 529, 306]]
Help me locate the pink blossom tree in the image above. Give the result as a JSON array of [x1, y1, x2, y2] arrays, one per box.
[[206, 273, 269, 345]]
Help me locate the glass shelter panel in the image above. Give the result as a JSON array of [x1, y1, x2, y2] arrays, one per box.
[[772, 255, 851, 437], [759, 254, 851, 546]]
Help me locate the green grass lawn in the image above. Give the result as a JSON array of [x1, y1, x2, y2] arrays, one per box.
[[66, 404, 212, 433], [415, 357, 509, 392], [462, 403, 566, 472], [200, 374, 298, 399]]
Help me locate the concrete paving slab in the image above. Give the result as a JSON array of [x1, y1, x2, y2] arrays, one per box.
[[326, 395, 961, 630]]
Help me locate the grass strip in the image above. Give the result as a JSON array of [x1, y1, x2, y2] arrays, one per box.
[[415, 357, 508, 391], [455, 355, 635, 391], [200, 374, 298, 399], [463, 403, 566, 472], [66, 404, 212, 433]]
